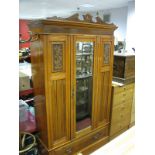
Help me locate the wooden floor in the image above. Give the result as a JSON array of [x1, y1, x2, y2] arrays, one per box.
[[91, 127, 135, 155]]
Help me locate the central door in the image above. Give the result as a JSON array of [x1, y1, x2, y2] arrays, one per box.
[[71, 35, 98, 138]]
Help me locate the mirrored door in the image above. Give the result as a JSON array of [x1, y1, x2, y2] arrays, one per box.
[[75, 41, 94, 132], [71, 36, 98, 138]]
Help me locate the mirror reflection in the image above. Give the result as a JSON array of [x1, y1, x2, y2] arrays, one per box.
[[76, 42, 94, 131]]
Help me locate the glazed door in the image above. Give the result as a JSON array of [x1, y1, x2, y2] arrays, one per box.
[[96, 36, 114, 128], [46, 35, 71, 148], [71, 36, 98, 138]]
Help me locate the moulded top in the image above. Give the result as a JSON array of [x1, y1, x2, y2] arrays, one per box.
[[28, 13, 118, 35]]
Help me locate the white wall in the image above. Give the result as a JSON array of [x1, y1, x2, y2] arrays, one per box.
[[102, 7, 128, 42], [126, 1, 135, 52], [102, 1, 135, 52]]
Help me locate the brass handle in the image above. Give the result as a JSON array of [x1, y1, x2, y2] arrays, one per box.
[[65, 148, 72, 154], [93, 133, 100, 140]]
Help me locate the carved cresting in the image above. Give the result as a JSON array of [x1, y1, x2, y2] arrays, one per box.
[[82, 14, 93, 23], [65, 13, 80, 21], [45, 13, 116, 26], [96, 11, 106, 24], [104, 44, 110, 64], [52, 43, 63, 72]]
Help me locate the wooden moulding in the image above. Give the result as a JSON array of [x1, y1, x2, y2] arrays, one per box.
[[28, 13, 117, 35]]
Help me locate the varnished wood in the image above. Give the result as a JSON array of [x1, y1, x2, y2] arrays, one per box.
[[130, 88, 135, 126], [28, 19, 117, 35], [111, 102, 131, 124], [29, 17, 117, 155], [100, 66, 111, 72], [80, 137, 109, 155], [95, 36, 114, 128], [113, 83, 134, 94], [70, 35, 76, 140], [30, 35, 49, 147], [110, 120, 130, 135], [109, 126, 129, 141], [112, 90, 134, 107], [37, 125, 109, 155], [113, 55, 135, 84], [110, 83, 134, 138], [54, 126, 108, 155], [47, 35, 71, 148]]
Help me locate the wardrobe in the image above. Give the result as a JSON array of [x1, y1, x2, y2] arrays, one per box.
[[28, 14, 117, 155]]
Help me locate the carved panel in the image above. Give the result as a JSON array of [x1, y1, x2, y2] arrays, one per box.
[[103, 43, 110, 64], [52, 42, 64, 72]]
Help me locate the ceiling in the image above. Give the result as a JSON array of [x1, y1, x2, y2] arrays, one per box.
[[19, 0, 131, 19]]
